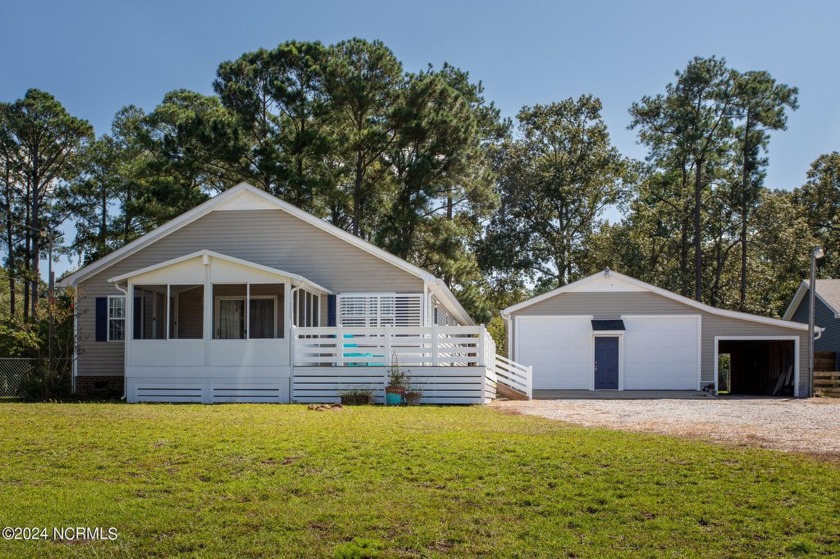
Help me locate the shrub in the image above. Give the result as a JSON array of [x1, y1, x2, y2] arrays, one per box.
[[339, 389, 374, 405]]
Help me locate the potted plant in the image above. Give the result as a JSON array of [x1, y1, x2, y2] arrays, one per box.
[[404, 383, 422, 406], [385, 352, 408, 405]]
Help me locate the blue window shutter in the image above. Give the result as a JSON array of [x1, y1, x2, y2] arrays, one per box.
[[327, 295, 337, 327], [95, 297, 108, 341]]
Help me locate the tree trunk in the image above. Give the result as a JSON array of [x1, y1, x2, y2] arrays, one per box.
[[31, 178, 40, 320], [22, 186, 30, 323], [739, 113, 752, 311], [711, 219, 724, 307], [100, 181, 108, 246], [352, 152, 363, 238], [679, 202, 691, 298], [4, 161, 14, 316], [693, 159, 704, 302], [22, 230, 30, 323]]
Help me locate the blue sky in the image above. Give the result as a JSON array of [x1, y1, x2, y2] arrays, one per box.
[[2, 0, 839, 276]]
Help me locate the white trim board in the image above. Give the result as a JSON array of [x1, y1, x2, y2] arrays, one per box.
[[503, 269, 811, 333], [713, 335, 800, 398]]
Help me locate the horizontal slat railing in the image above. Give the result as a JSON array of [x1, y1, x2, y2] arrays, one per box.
[[494, 354, 533, 399], [292, 325, 485, 367], [292, 366, 487, 405]]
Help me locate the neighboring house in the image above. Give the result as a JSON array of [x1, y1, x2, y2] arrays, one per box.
[[784, 279, 840, 368], [502, 269, 816, 397], [59, 183, 531, 404]]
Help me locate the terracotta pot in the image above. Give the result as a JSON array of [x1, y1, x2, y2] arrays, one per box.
[[385, 386, 405, 405]]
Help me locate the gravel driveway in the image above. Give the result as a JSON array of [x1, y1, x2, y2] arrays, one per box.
[[493, 398, 840, 460]]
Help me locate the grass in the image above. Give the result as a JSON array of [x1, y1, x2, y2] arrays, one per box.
[[0, 403, 838, 558]]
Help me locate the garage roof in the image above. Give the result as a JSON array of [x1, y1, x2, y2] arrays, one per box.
[[503, 269, 812, 332]]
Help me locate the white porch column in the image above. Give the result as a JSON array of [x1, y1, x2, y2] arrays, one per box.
[[203, 260, 212, 365], [285, 283, 292, 365], [125, 281, 133, 366]]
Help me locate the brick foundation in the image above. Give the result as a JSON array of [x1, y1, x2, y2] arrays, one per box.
[[75, 376, 124, 398]]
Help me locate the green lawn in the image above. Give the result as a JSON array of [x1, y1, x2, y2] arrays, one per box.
[[0, 404, 838, 558]]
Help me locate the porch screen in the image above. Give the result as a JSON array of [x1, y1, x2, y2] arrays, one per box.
[[293, 290, 320, 327], [213, 284, 284, 339], [133, 285, 168, 339], [172, 285, 203, 339], [249, 298, 274, 338], [337, 294, 423, 327]]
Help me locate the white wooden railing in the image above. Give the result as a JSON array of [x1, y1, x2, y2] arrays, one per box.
[[481, 329, 532, 399], [291, 324, 532, 402], [494, 354, 533, 399], [292, 325, 487, 367]]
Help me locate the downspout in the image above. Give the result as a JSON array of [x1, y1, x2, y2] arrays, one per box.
[[113, 282, 128, 401]]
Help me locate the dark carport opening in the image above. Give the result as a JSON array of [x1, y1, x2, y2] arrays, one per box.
[[717, 339, 795, 396]]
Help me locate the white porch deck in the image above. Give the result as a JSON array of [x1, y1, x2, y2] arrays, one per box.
[[291, 325, 532, 404], [126, 325, 532, 404]]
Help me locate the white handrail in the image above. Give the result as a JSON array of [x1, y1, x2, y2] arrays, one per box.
[[293, 325, 485, 367], [494, 353, 533, 399]]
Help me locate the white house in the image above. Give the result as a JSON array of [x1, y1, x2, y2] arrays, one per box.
[[59, 183, 531, 404]]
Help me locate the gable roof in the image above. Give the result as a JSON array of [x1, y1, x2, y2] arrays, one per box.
[[503, 269, 811, 332], [107, 250, 333, 294], [59, 183, 472, 325], [783, 279, 840, 320]]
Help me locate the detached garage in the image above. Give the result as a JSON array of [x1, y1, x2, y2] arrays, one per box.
[[502, 270, 815, 397]]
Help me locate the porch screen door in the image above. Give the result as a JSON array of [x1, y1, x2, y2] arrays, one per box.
[[218, 299, 245, 339]]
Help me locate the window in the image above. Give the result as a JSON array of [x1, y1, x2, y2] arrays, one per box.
[[108, 296, 126, 341]]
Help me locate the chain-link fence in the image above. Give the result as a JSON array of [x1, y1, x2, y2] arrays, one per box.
[[0, 358, 71, 397]]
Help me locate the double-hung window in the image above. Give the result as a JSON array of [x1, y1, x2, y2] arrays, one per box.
[[108, 296, 126, 341]]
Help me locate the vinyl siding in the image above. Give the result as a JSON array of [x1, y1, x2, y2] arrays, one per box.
[[510, 291, 809, 394], [75, 209, 424, 377], [790, 296, 840, 357]]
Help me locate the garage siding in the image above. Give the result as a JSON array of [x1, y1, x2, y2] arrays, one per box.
[[510, 291, 809, 394], [790, 296, 840, 355], [75, 209, 424, 378]]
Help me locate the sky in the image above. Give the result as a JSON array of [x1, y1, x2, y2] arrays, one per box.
[[2, 0, 839, 277]]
